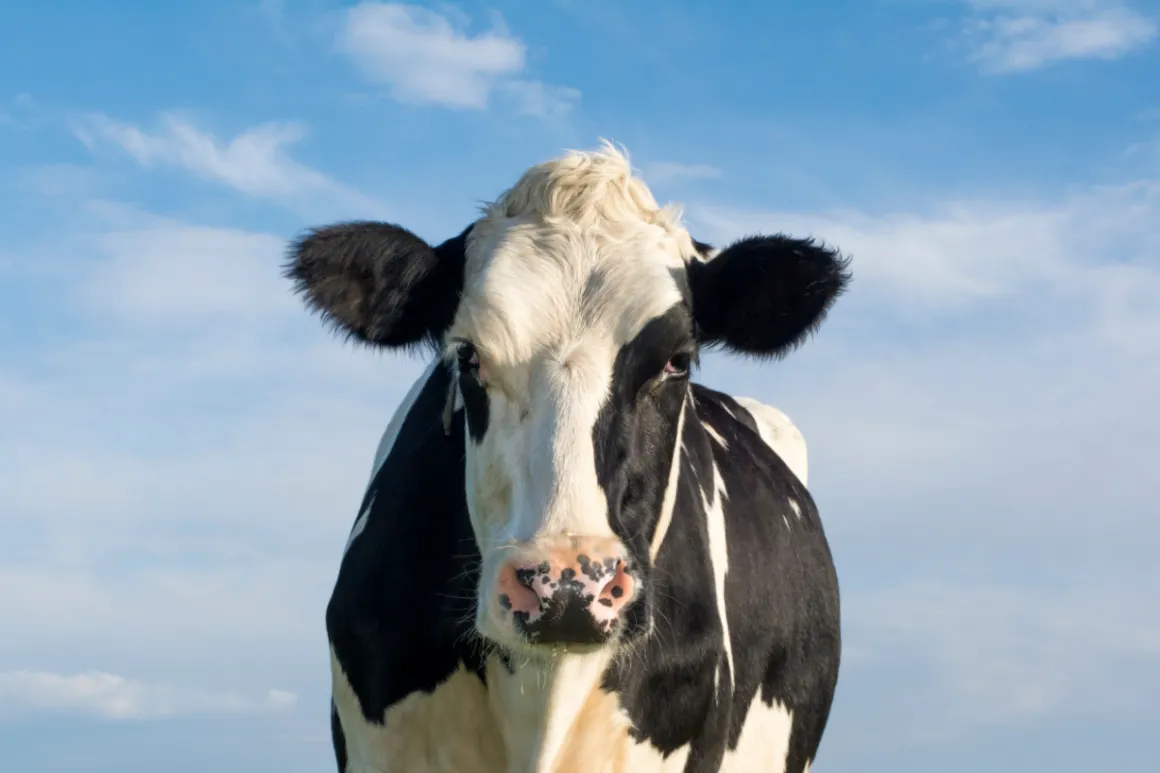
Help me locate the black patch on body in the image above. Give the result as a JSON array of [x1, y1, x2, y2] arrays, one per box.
[[580, 303, 840, 772], [694, 384, 841, 772], [326, 362, 486, 738], [330, 700, 347, 772]]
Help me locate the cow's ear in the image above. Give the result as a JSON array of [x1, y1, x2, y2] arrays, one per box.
[[688, 234, 851, 358], [284, 221, 468, 351]]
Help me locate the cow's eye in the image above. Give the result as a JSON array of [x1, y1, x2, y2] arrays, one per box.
[[664, 352, 692, 378], [457, 343, 480, 375]]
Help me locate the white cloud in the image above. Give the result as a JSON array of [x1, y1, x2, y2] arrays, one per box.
[[74, 112, 386, 217], [0, 670, 296, 721], [691, 179, 1159, 314], [847, 580, 1160, 737], [5, 127, 1160, 761], [644, 161, 725, 184], [957, 0, 1157, 73], [339, 2, 580, 115], [84, 221, 294, 328]]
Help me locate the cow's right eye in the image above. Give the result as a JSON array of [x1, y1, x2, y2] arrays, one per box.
[[457, 343, 481, 375]]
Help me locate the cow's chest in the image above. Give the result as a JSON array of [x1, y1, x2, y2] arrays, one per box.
[[332, 659, 507, 772], [332, 651, 699, 773]]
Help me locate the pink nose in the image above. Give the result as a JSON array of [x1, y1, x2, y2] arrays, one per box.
[[494, 538, 636, 645]]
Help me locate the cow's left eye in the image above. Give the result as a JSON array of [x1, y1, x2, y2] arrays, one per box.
[[664, 353, 691, 378]]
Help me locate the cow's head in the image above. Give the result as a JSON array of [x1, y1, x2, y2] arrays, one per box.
[[286, 143, 850, 657]]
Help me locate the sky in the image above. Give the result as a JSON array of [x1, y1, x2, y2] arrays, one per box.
[[0, 0, 1158, 770]]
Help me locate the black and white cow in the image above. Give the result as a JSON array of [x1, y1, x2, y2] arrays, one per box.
[[285, 143, 850, 773]]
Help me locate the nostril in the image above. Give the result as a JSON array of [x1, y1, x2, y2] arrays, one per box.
[[514, 561, 550, 590], [497, 562, 546, 618], [596, 558, 635, 611]]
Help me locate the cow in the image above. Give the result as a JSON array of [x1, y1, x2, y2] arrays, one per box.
[[284, 142, 850, 773]]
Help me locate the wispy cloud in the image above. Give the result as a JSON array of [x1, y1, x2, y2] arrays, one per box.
[[338, 2, 580, 116], [688, 170, 1160, 546], [644, 161, 725, 185], [0, 670, 296, 721], [848, 580, 1160, 737], [691, 179, 1159, 314], [957, 0, 1157, 73], [73, 112, 386, 217]]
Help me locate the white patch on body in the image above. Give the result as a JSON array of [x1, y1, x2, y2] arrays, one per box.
[[719, 693, 795, 773], [701, 460, 735, 690], [731, 396, 808, 487], [703, 422, 728, 448], [329, 646, 505, 772], [486, 651, 693, 773], [649, 396, 688, 560]]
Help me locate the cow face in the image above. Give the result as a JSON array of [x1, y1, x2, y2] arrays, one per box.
[[286, 144, 850, 657]]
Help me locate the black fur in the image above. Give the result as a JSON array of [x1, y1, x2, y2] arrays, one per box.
[[592, 304, 700, 648], [284, 223, 848, 363], [283, 222, 469, 352], [330, 701, 347, 771], [325, 363, 485, 729], [688, 234, 852, 359]]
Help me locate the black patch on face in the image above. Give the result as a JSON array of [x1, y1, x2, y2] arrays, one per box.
[[591, 303, 698, 643], [457, 369, 490, 443]]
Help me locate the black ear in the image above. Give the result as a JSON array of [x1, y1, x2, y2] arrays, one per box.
[[688, 234, 851, 358], [284, 221, 468, 351]]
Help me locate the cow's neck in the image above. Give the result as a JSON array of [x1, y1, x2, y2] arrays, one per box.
[[486, 649, 630, 773]]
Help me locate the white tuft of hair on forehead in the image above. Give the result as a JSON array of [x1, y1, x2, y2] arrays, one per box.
[[446, 141, 699, 369], [482, 139, 687, 236]]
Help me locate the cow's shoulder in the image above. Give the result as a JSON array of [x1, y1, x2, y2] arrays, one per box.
[[689, 384, 808, 490], [727, 396, 807, 487], [327, 358, 490, 765]]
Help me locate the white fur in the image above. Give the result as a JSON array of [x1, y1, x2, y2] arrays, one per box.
[[701, 459, 736, 692], [484, 650, 695, 773], [731, 396, 808, 487], [649, 396, 687, 560], [441, 143, 701, 651], [330, 645, 505, 772], [720, 693, 796, 772]]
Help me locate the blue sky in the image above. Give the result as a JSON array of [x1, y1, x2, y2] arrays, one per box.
[[1, 0, 1158, 770]]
